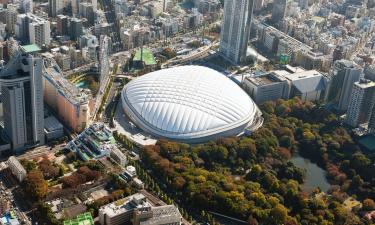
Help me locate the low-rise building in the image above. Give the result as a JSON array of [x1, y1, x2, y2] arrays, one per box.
[[99, 193, 181, 225], [68, 123, 115, 161], [109, 147, 127, 167], [7, 156, 27, 182], [44, 116, 64, 141], [283, 70, 329, 102], [243, 71, 290, 104]]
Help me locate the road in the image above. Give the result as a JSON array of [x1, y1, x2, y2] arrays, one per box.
[[16, 143, 65, 160], [0, 172, 31, 224]]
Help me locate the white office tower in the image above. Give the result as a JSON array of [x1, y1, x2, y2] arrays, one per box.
[[0, 46, 45, 153], [29, 16, 51, 47], [49, 0, 64, 17], [20, 0, 33, 13], [326, 60, 362, 112], [16, 14, 51, 47], [345, 79, 375, 127], [219, 0, 254, 64]]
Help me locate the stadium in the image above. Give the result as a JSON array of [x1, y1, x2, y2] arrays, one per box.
[[121, 66, 263, 143]]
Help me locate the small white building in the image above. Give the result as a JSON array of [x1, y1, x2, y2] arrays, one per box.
[[7, 156, 27, 182]]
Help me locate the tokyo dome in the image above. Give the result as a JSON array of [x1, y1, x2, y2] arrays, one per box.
[[121, 66, 263, 143]]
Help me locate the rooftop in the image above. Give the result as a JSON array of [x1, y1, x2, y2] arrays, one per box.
[[245, 72, 286, 86], [63, 212, 94, 225], [20, 44, 41, 54], [140, 205, 182, 225], [43, 58, 91, 105], [44, 116, 64, 132], [133, 48, 157, 66], [100, 193, 150, 217], [283, 70, 327, 93]]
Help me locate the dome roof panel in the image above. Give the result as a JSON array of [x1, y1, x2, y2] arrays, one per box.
[[122, 66, 261, 141]]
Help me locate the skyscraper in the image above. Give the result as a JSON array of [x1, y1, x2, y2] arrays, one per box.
[[70, 18, 83, 41], [271, 0, 288, 23], [326, 59, 362, 112], [219, 0, 254, 64], [368, 106, 375, 135], [48, 0, 64, 17], [16, 14, 51, 47], [56, 15, 69, 35], [0, 45, 44, 152], [20, 0, 33, 13], [345, 79, 375, 127]]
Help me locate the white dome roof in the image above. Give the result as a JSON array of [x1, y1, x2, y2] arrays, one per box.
[[121, 66, 261, 142]]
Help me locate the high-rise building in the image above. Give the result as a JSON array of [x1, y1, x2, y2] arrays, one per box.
[[0, 45, 45, 152], [326, 60, 362, 111], [16, 14, 51, 47], [43, 58, 92, 133], [368, 106, 375, 135], [28, 15, 51, 47], [271, 0, 288, 24], [70, 18, 83, 41], [15, 14, 29, 43], [48, 0, 64, 17], [5, 4, 18, 34], [219, 0, 254, 64], [56, 15, 69, 35], [20, 0, 33, 13], [345, 79, 375, 127]]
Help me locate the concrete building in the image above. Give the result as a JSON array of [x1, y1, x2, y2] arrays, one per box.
[[283, 70, 328, 102], [243, 71, 290, 104], [67, 123, 114, 161], [20, 0, 33, 13], [99, 193, 182, 225], [29, 17, 51, 47], [16, 14, 51, 47], [184, 8, 202, 29], [56, 15, 69, 36], [5, 4, 18, 34], [220, 0, 254, 64], [0, 45, 45, 152], [43, 57, 92, 133], [345, 79, 375, 127], [70, 18, 83, 41], [15, 14, 29, 43], [44, 116, 64, 141], [326, 60, 362, 112], [271, 0, 289, 24], [49, 0, 64, 17], [7, 156, 27, 182], [368, 107, 375, 135], [109, 147, 127, 167]]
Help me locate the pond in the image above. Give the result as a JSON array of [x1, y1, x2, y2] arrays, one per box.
[[75, 81, 88, 88], [290, 154, 330, 193]]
